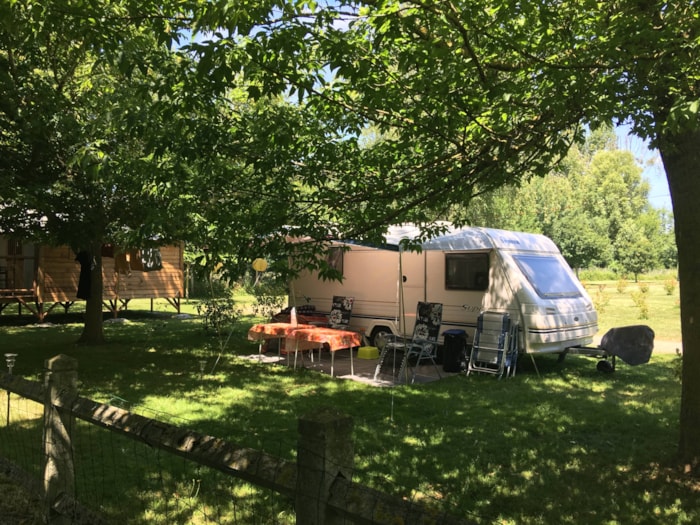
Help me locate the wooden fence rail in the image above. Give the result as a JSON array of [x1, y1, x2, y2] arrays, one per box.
[[1, 354, 471, 524]]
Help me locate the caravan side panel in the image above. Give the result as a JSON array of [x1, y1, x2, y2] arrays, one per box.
[[291, 245, 412, 340], [424, 250, 520, 341]]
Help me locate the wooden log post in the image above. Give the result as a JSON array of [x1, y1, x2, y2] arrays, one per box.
[[42, 354, 78, 524], [296, 407, 354, 525]]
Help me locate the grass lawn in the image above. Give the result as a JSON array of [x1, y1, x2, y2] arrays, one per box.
[[0, 290, 696, 523], [583, 279, 681, 342]]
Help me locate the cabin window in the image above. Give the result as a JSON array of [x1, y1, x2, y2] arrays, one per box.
[[326, 247, 344, 274], [513, 254, 582, 298], [445, 253, 489, 291]]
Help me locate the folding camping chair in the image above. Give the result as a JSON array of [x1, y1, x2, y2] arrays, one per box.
[[373, 302, 443, 384], [467, 311, 519, 379]]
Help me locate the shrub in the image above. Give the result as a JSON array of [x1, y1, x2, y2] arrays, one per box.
[[630, 291, 649, 320], [593, 285, 610, 314], [673, 348, 682, 381], [247, 277, 288, 321], [197, 297, 239, 335], [196, 297, 242, 372], [664, 279, 677, 296], [617, 279, 629, 294], [578, 268, 618, 281]]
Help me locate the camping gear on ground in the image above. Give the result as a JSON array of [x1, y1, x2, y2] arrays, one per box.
[[442, 329, 468, 373]]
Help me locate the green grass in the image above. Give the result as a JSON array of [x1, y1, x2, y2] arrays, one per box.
[[582, 279, 681, 341], [0, 290, 695, 523]]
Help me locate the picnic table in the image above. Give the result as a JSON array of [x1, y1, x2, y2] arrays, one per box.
[[247, 323, 362, 377], [286, 327, 362, 377]]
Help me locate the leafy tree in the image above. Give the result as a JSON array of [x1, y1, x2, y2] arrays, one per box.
[[615, 219, 659, 281], [0, 1, 196, 343], [657, 210, 679, 269], [0, 1, 337, 341], [197, 0, 698, 466], [3, 0, 699, 467], [462, 124, 673, 274], [581, 149, 651, 244], [551, 212, 611, 275]]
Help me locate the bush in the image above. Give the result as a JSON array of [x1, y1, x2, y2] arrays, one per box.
[[246, 275, 288, 321], [579, 268, 618, 281], [672, 348, 682, 381], [664, 279, 677, 296], [617, 279, 629, 294], [593, 285, 610, 314], [197, 297, 239, 335], [196, 296, 242, 373], [630, 290, 649, 320]]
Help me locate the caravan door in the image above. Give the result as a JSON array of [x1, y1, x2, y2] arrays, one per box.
[[397, 250, 426, 337]]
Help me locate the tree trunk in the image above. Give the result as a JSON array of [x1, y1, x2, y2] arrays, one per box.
[[659, 127, 700, 470], [77, 246, 105, 345]]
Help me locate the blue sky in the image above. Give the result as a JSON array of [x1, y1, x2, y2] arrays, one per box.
[[616, 125, 672, 210]]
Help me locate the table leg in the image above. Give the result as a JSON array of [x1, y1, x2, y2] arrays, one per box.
[[350, 347, 354, 376]]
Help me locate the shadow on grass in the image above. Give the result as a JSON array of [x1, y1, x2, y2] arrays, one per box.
[[1, 314, 697, 524]]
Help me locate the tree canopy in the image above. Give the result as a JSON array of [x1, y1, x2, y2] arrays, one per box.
[[2, 0, 699, 466], [462, 127, 675, 276]]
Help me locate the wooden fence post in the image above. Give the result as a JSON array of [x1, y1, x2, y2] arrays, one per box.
[[296, 407, 354, 525], [42, 354, 78, 524]]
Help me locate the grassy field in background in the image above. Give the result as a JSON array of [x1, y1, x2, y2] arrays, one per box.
[[0, 281, 696, 524], [582, 279, 681, 342]]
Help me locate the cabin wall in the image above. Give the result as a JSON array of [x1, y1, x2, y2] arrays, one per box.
[[105, 245, 184, 300], [38, 244, 184, 303], [0, 237, 38, 292], [37, 245, 79, 302]]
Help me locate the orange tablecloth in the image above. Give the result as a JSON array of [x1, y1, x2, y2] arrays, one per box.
[[248, 323, 362, 376], [286, 327, 362, 351], [247, 322, 315, 341], [287, 327, 361, 377]]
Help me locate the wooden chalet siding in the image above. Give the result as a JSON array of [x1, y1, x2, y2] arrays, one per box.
[[37, 244, 184, 303], [38, 245, 78, 303], [104, 245, 184, 299]]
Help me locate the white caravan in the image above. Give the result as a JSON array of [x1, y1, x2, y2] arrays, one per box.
[[289, 226, 598, 355]]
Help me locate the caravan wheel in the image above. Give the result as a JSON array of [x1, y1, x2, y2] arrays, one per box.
[[370, 327, 393, 350], [597, 359, 615, 373]]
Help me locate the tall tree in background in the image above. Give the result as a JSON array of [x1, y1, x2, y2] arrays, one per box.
[[461, 127, 673, 275]]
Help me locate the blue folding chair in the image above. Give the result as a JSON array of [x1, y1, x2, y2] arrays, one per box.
[[467, 311, 518, 379]]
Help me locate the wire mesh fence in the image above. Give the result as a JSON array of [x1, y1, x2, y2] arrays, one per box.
[[1, 362, 470, 525], [70, 418, 297, 524], [1, 390, 296, 523]]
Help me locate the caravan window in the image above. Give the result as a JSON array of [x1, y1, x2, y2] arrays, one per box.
[[445, 253, 489, 291], [513, 254, 582, 298]]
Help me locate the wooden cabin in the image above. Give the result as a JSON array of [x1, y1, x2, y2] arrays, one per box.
[[0, 236, 184, 320]]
